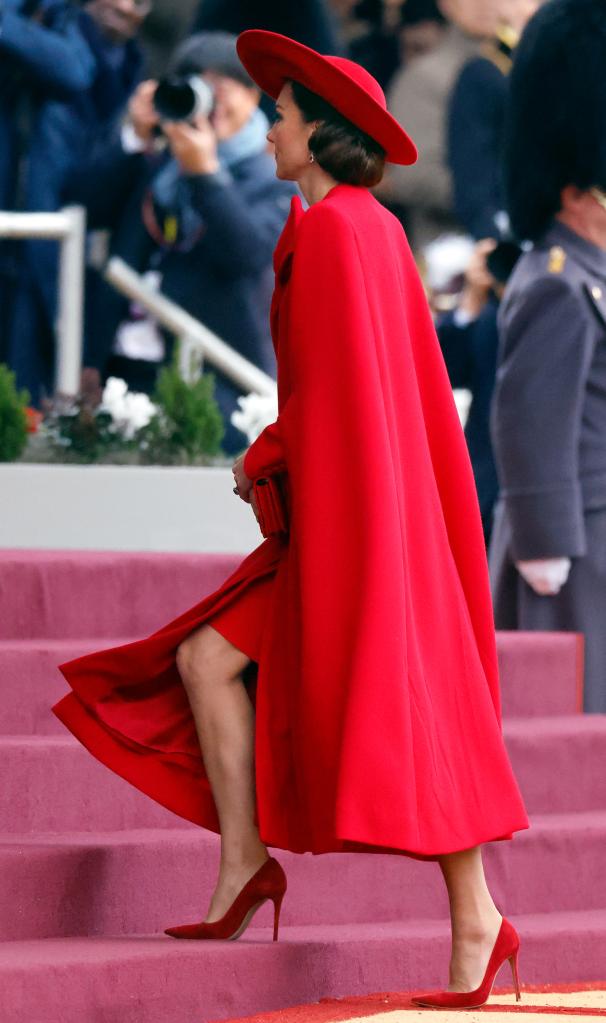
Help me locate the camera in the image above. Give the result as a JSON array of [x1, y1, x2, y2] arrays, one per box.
[[153, 75, 215, 123]]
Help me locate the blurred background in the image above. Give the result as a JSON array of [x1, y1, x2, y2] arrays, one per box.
[[0, 0, 535, 449]]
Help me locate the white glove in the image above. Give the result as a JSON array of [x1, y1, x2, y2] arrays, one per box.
[[515, 557, 572, 596]]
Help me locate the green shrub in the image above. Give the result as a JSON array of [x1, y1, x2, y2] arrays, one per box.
[[141, 365, 224, 464], [0, 364, 29, 462]]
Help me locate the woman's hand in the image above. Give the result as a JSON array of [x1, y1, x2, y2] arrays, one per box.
[[232, 453, 253, 504]]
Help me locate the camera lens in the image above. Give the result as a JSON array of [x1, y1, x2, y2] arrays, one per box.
[[153, 76, 214, 122]]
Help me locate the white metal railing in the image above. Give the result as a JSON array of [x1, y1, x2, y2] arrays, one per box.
[[0, 208, 276, 399], [0, 206, 86, 395], [105, 257, 277, 396]]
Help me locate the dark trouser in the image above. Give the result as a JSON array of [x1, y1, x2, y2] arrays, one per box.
[[7, 276, 54, 406], [489, 500, 606, 713]]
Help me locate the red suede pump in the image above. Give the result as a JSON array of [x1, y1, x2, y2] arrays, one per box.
[[412, 917, 521, 1009], [164, 857, 287, 941]]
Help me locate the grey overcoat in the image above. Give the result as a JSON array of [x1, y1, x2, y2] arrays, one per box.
[[489, 220, 606, 712]]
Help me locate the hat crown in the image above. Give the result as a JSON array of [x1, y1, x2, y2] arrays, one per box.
[[324, 56, 387, 110], [236, 29, 417, 165]]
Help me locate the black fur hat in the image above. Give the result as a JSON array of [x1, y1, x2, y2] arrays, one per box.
[[504, 0, 606, 242]]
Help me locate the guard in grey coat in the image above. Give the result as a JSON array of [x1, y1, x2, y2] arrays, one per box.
[[489, 0, 606, 712]]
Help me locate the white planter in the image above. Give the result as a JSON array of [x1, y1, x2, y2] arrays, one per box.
[[0, 464, 260, 553]]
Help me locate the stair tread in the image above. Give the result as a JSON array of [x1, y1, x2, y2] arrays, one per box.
[[504, 715, 606, 735], [3, 808, 606, 847], [5, 714, 604, 748], [2, 909, 606, 967], [0, 637, 137, 651]]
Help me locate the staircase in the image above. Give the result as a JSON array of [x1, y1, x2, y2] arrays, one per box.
[[1, 549, 604, 1023]]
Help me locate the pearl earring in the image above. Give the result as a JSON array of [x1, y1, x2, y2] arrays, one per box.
[[309, 153, 315, 164]]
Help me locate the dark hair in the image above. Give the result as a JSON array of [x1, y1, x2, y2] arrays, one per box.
[[289, 79, 386, 187]]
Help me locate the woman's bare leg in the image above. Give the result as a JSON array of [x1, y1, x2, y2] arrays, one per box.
[[438, 846, 503, 991], [176, 624, 268, 922]]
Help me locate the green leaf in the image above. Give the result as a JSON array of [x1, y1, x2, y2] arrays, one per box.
[[0, 364, 29, 462]]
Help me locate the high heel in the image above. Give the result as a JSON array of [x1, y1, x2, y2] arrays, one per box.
[[412, 917, 521, 1009], [164, 857, 287, 941]]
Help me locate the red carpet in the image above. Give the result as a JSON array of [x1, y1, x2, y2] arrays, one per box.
[[218, 985, 606, 1023]]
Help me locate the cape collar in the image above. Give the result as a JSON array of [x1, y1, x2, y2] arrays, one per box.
[[542, 220, 606, 279], [273, 194, 306, 280], [273, 185, 366, 280]]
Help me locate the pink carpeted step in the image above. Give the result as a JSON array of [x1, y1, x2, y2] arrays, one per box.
[[1, 812, 604, 940], [496, 631, 583, 717], [2, 717, 604, 834], [0, 634, 581, 740], [0, 639, 135, 734], [1, 910, 606, 1023], [504, 715, 606, 814], [0, 549, 241, 639], [0, 736, 197, 832], [0, 551, 583, 722], [0, 632, 582, 740]]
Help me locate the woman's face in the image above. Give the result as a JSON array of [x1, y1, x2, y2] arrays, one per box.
[[266, 82, 318, 181]]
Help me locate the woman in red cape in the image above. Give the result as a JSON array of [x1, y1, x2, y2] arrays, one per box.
[[53, 30, 528, 1004]]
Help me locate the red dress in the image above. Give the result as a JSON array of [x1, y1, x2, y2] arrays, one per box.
[[53, 184, 529, 857]]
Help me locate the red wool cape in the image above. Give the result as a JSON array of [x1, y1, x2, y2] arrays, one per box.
[[53, 184, 528, 857]]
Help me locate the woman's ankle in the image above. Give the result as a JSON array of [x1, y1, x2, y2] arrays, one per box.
[[451, 909, 502, 942], [219, 846, 269, 876]]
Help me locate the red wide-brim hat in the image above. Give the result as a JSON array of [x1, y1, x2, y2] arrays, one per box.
[[236, 30, 418, 166]]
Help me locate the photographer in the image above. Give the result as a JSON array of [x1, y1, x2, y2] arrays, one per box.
[[0, 0, 96, 373], [67, 31, 296, 453]]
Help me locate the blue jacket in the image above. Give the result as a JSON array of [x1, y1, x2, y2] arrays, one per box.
[[1, 3, 142, 400], [0, 1, 96, 212]]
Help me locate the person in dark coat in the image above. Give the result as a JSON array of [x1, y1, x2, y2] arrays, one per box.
[[0, 0, 96, 379], [2, 0, 146, 405], [489, 0, 606, 713], [66, 32, 296, 453], [447, 1, 540, 240], [436, 240, 502, 543]]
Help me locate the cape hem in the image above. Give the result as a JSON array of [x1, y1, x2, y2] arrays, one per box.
[[52, 692, 528, 860]]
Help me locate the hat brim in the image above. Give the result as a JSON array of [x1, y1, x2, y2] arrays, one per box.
[[237, 30, 417, 166]]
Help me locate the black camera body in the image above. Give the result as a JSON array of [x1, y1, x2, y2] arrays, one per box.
[[153, 75, 214, 123]]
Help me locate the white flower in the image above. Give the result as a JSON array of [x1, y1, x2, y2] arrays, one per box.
[[101, 377, 128, 412], [100, 377, 157, 440], [121, 392, 156, 438], [231, 391, 278, 444]]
